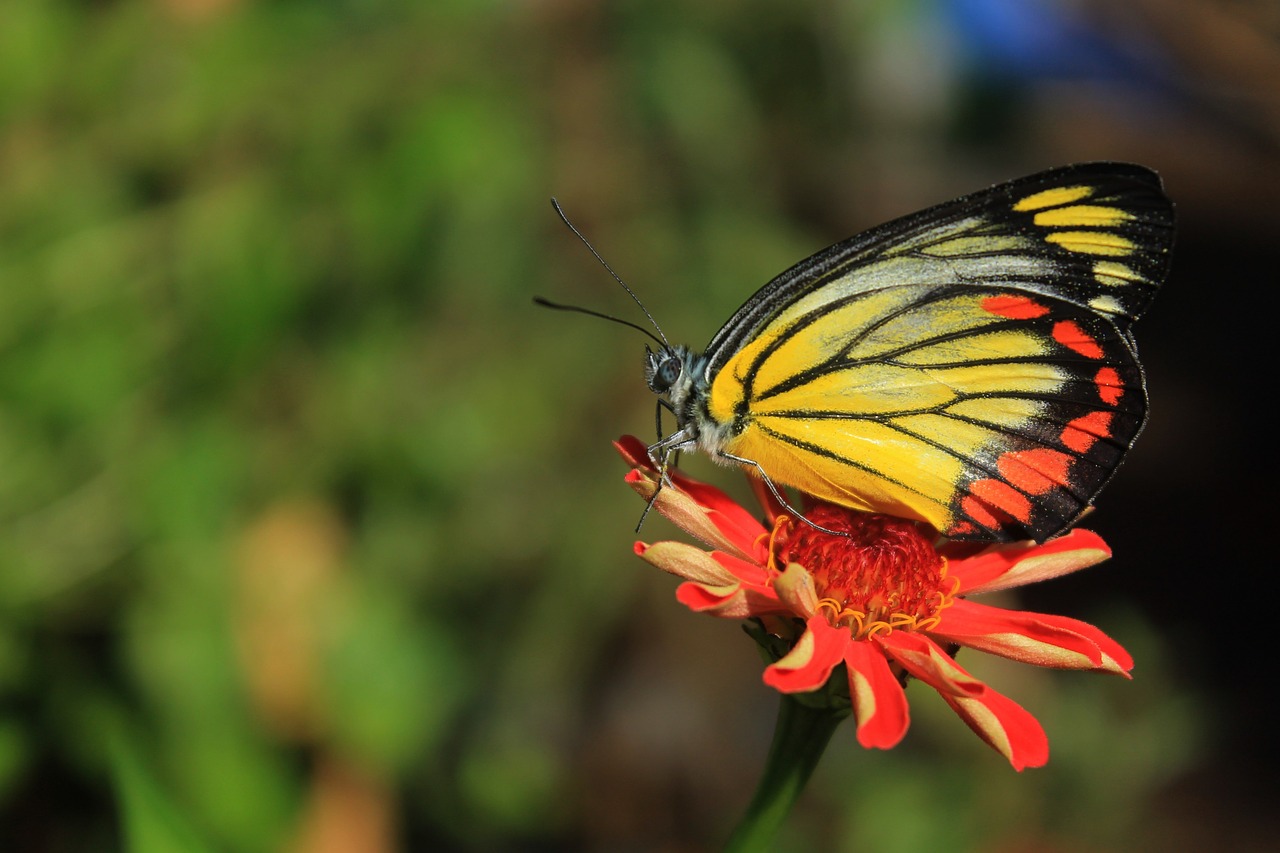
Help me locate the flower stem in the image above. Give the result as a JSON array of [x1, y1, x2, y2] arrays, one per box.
[[723, 694, 846, 852]]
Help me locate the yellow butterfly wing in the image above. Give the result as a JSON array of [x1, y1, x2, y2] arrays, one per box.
[[698, 163, 1173, 542]]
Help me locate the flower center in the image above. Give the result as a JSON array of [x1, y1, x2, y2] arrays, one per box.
[[769, 505, 957, 638]]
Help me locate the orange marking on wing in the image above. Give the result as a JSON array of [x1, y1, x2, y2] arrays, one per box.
[[960, 495, 1007, 530], [997, 448, 1073, 495], [1094, 367, 1123, 405], [1061, 411, 1114, 453], [969, 479, 1034, 524], [982, 294, 1050, 319], [1052, 320, 1103, 358]]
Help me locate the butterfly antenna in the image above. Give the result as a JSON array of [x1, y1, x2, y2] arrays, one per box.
[[532, 297, 665, 347], [549, 198, 670, 347]]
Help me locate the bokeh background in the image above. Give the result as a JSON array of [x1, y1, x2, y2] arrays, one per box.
[[2, 1, 1277, 851]]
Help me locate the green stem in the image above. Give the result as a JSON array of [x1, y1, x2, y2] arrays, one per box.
[[723, 694, 846, 852]]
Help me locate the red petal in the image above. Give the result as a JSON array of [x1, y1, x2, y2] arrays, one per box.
[[614, 434, 654, 470], [844, 640, 910, 749], [617, 437, 767, 557], [763, 617, 848, 693], [675, 581, 743, 612], [636, 540, 739, 585], [710, 551, 773, 587], [772, 562, 820, 618], [932, 600, 1133, 675], [880, 632, 1049, 770], [945, 681, 1049, 771], [677, 479, 769, 548], [949, 529, 1111, 595], [623, 469, 762, 559], [616, 435, 751, 519]]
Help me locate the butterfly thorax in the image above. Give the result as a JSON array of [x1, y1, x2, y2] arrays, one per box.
[[644, 345, 733, 456]]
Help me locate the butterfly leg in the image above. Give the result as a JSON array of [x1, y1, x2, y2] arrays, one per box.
[[654, 399, 675, 441], [646, 428, 694, 485], [653, 400, 686, 470], [637, 428, 696, 532], [715, 450, 850, 537]]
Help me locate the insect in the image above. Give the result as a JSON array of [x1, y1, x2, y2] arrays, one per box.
[[547, 163, 1174, 543]]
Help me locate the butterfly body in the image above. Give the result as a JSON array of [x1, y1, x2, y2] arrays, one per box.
[[644, 163, 1174, 543]]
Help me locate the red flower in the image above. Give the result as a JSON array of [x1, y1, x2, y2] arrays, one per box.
[[617, 436, 1132, 770]]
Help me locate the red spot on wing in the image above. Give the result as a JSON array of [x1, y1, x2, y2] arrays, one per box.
[[1061, 411, 1114, 452], [967, 479, 1034, 524], [1052, 320, 1104, 358], [982, 294, 1050, 319], [997, 448, 1073, 495], [1095, 367, 1123, 405], [960, 495, 1008, 530]]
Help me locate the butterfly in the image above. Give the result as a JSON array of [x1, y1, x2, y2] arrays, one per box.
[[545, 163, 1173, 543]]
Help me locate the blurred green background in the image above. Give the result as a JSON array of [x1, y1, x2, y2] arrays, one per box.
[[2, 1, 1277, 850]]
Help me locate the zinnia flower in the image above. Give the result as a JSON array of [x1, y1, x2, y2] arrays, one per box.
[[617, 436, 1133, 770]]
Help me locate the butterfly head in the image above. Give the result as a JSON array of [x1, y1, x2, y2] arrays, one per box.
[[644, 345, 683, 393], [644, 344, 707, 420]]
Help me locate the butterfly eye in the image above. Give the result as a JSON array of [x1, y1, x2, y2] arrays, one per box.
[[646, 351, 682, 394], [660, 357, 682, 386], [657, 356, 682, 391]]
